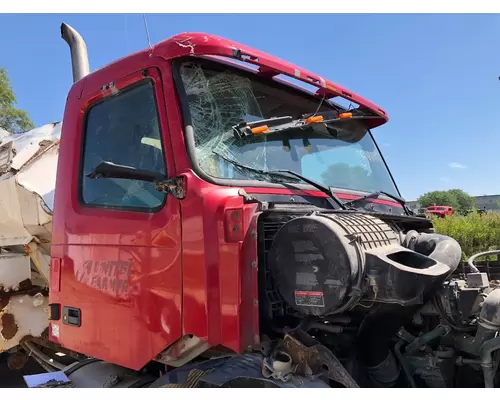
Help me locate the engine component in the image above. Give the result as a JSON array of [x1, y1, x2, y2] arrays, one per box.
[[478, 287, 500, 331], [262, 351, 293, 382], [405, 324, 450, 356], [404, 348, 456, 388], [150, 353, 331, 388], [480, 335, 500, 388], [365, 350, 400, 387], [267, 213, 461, 316], [453, 288, 500, 356], [281, 330, 359, 388]]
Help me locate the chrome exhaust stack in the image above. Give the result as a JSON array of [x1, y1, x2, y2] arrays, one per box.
[[61, 23, 90, 83]]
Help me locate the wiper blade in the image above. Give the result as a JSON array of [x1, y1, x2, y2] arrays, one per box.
[[265, 169, 348, 210], [343, 190, 408, 210], [212, 151, 301, 183], [212, 151, 347, 210]]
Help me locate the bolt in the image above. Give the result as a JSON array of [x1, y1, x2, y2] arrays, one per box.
[[253, 300, 259, 305], [251, 261, 257, 268]]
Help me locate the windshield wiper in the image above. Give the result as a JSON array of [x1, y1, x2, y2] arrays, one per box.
[[343, 190, 409, 212], [232, 113, 385, 140], [212, 151, 347, 210]]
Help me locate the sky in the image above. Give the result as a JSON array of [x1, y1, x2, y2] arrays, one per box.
[[1, 13, 499, 200]]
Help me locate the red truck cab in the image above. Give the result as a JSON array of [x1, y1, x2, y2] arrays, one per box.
[[425, 205, 454, 217], [50, 26, 407, 371]]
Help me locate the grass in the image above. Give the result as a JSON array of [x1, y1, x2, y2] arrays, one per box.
[[431, 212, 500, 261]]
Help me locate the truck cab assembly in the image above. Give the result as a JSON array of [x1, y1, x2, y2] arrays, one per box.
[[0, 23, 500, 388]]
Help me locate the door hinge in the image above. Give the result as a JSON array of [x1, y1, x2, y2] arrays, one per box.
[[155, 176, 185, 200]]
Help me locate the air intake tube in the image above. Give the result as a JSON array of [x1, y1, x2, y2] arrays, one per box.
[[402, 231, 462, 276], [358, 230, 462, 386], [61, 23, 90, 83]]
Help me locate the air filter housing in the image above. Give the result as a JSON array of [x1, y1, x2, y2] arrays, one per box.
[[267, 213, 400, 316]]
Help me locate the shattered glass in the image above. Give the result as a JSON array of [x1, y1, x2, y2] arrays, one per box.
[[180, 63, 275, 179], [178, 61, 400, 196]]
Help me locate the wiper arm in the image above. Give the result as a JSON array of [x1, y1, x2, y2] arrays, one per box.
[[265, 169, 347, 210], [212, 151, 347, 210], [88, 161, 166, 183], [343, 190, 409, 211], [232, 113, 385, 140]]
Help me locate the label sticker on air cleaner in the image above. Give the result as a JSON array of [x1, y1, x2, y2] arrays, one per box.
[[294, 291, 325, 307]]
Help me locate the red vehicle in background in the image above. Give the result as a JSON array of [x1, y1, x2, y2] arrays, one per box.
[[425, 205, 454, 217]]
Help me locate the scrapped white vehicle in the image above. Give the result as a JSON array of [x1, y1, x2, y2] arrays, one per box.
[[0, 123, 61, 359]]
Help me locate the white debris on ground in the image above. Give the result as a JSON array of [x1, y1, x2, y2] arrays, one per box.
[[0, 123, 62, 352]]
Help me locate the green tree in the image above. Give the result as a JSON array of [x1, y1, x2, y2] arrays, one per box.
[[0, 67, 34, 134], [418, 190, 458, 209], [447, 189, 476, 211], [417, 189, 475, 212]]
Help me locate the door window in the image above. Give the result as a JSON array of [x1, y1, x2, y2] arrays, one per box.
[[80, 80, 167, 211]]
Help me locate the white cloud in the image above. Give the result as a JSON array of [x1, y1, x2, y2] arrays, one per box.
[[449, 162, 467, 169]]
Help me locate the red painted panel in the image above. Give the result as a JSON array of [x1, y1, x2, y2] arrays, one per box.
[[244, 187, 403, 208], [50, 258, 61, 292], [178, 172, 259, 353], [51, 63, 183, 370]]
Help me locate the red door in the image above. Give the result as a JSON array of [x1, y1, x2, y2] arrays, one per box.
[[50, 64, 182, 370]]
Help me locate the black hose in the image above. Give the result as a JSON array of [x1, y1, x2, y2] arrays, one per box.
[[394, 340, 416, 388], [324, 315, 352, 325], [480, 336, 500, 388], [305, 322, 345, 334], [404, 325, 450, 356]]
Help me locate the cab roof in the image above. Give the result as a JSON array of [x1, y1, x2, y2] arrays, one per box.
[[80, 32, 389, 129]]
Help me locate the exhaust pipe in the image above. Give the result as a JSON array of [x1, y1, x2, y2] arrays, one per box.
[[61, 23, 90, 83]]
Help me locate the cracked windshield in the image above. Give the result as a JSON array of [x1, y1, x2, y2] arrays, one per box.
[[178, 60, 399, 196]]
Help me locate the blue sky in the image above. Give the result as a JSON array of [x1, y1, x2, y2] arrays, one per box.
[[1, 13, 499, 200]]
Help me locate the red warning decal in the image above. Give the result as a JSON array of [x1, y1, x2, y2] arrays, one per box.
[[295, 290, 325, 307]]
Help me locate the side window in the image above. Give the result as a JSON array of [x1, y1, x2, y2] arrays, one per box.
[[81, 80, 167, 211]]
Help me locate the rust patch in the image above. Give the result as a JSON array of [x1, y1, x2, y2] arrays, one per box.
[[0, 279, 48, 303], [0, 297, 8, 310], [1, 313, 19, 340]]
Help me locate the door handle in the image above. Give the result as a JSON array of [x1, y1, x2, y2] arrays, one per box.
[[62, 307, 81, 327]]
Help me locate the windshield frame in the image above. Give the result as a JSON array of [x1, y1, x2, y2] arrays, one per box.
[[172, 56, 403, 199]]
